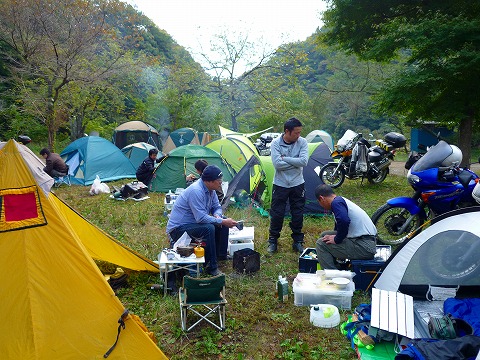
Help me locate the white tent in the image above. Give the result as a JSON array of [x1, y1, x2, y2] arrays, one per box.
[[375, 207, 480, 295]]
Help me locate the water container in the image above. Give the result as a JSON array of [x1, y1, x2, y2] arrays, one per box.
[[310, 304, 340, 328]]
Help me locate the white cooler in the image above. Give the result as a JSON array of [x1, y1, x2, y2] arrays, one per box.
[[228, 226, 254, 256]]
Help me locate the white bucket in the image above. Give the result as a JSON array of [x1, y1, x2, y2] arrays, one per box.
[[310, 304, 340, 328]]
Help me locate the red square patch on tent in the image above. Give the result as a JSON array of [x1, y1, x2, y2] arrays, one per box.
[[4, 192, 38, 221], [0, 186, 47, 232]]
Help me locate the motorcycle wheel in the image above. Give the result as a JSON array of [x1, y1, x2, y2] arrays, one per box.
[[319, 164, 346, 188], [371, 204, 425, 246], [367, 168, 389, 184]]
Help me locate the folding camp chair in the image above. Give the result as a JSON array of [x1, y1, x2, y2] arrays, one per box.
[[54, 165, 71, 187], [179, 274, 227, 331]]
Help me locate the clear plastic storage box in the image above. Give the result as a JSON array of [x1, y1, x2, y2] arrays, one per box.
[[293, 273, 355, 309]]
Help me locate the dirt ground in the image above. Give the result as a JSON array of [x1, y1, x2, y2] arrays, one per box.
[[389, 160, 480, 177]]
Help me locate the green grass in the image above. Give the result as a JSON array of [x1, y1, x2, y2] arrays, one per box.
[[53, 172, 412, 359]]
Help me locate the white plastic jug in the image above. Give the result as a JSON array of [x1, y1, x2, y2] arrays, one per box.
[[310, 304, 340, 328]]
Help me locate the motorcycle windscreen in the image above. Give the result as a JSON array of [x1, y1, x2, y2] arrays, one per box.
[[412, 140, 453, 172], [337, 129, 358, 148]]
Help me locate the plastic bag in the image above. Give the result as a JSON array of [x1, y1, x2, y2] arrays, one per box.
[[172, 232, 192, 252], [89, 175, 110, 195]]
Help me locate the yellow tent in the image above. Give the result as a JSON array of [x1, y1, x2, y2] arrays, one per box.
[[52, 194, 159, 272], [0, 140, 167, 359], [0, 140, 159, 273]]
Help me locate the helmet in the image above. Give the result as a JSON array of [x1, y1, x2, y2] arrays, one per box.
[[441, 145, 462, 167], [473, 181, 480, 205]]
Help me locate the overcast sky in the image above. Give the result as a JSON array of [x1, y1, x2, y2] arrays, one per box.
[[128, 0, 327, 74]]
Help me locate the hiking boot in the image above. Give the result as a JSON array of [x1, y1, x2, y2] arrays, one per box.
[[207, 268, 224, 277], [292, 243, 304, 253], [267, 243, 278, 254]]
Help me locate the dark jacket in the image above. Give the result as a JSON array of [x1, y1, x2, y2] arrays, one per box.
[[136, 156, 156, 186], [44, 152, 68, 177]]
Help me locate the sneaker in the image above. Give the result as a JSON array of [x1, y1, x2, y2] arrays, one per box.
[[208, 268, 224, 277], [267, 243, 278, 254], [292, 243, 304, 253]]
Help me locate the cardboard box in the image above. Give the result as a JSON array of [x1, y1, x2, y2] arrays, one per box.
[[298, 248, 318, 273], [293, 273, 354, 309]]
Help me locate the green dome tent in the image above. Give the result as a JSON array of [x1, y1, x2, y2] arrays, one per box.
[[206, 134, 263, 197], [60, 136, 137, 185], [149, 145, 234, 193], [112, 121, 161, 150]]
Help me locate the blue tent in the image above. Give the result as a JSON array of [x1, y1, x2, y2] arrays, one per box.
[[61, 136, 137, 185]]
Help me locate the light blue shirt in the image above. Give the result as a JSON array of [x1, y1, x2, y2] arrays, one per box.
[[166, 179, 223, 234]]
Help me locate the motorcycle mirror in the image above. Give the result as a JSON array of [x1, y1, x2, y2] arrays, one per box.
[[18, 135, 31, 145]]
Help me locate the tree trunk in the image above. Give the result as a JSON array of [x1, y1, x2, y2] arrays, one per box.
[[458, 112, 474, 168]]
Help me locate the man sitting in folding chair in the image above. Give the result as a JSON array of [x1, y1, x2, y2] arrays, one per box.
[[179, 274, 227, 331], [40, 148, 70, 186]]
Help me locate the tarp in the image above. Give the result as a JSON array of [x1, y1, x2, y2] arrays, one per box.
[[0, 139, 167, 359], [150, 144, 234, 193], [112, 120, 160, 149], [218, 125, 274, 138], [60, 136, 137, 185], [121, 142, 159, 169]]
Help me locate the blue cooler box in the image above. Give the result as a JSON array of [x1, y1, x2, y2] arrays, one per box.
[[298, 248, 318, 273], [351, 259, 385, 291]]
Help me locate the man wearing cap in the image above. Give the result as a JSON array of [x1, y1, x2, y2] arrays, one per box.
[[166, 165, 238, 276]]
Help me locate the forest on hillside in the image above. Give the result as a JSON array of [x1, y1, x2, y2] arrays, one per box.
[[1, 0, 479, 160]]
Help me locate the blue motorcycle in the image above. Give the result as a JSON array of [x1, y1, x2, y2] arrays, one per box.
[[372, 140, 479, 246]]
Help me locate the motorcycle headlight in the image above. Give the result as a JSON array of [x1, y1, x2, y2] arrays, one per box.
[[407, 173, 420, 185]]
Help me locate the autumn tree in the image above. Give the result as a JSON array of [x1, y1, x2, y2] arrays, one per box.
[[321, 0, 480, 165], [198, 30, 281, 131], [0, 0, 142, 149]]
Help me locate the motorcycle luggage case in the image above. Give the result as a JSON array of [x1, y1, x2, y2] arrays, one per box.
[[120, 181, 148, 199], [384, 132, 406, 148], [368, 145, 387, 162]]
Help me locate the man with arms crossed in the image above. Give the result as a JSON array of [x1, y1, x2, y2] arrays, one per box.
[[267, 117, 309, 254]]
